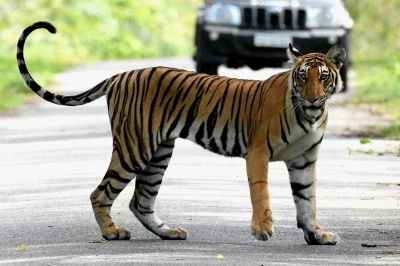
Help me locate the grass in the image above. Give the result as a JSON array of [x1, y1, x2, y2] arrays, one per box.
[[350, 52, 400, 139]]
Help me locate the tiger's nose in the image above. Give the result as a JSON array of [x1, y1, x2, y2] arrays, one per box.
[[306, 96, 319, 103]]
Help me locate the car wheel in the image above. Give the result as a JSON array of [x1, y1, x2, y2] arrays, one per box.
[[196, 62, 219, 75]]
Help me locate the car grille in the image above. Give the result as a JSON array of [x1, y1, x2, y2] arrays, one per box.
[[241, 7, 307, 30]]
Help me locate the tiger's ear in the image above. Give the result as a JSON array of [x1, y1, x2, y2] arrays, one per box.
[[287, 44, 303, 64], [326, 45, 346, 70]]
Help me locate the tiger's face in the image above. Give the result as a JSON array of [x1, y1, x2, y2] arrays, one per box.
[[287, 44, 346, 122]]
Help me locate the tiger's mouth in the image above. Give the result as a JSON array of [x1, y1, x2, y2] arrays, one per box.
[[305, 105, 324, 110], [302, 103, 325, 122]]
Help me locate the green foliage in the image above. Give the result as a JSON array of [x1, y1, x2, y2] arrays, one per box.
[[1, 0, 201, 59], [345, 0, 400, 139], [0, 0, 202, 112], [346, 0, 400, 55], [359, 138, 372, 145]]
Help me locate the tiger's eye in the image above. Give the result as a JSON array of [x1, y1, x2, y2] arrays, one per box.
[[320, 74, 328, 81]]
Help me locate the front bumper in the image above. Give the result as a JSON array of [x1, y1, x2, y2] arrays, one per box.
[[194, 24, 349, 66]]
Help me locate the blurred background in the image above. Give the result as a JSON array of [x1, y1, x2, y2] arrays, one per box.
[[0, 0, 399, 139]]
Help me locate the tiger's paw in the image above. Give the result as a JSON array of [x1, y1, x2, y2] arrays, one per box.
[[251, 213, 274, 241], [160, 227, 187, 240], [102, 227, 132, 240], [304, 230, 339, 245]]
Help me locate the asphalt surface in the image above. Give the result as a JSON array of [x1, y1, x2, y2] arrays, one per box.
[[0, 59, 399, 265]]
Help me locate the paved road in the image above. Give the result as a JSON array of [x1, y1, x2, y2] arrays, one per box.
[[0, 59, 399, 265]]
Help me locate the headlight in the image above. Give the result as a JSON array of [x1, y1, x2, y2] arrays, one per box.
[[306, 6, 353, 29], [204, 3, 242, 26]]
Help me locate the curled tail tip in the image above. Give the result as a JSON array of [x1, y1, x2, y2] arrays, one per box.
[[34, 21, 57, 34], [23, 21, 57, 36]]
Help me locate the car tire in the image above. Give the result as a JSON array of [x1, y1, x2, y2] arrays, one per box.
[[196, 62, 219, 75]]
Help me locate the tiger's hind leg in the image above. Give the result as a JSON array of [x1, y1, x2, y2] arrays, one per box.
[[129, 139, 187, 240], [90, 150, 143, 240]]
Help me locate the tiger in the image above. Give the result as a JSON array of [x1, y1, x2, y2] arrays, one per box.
[[17, 21, 346, 245]]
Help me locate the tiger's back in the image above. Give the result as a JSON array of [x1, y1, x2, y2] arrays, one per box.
[[17, 21, 346, 245], [107, 67, 270, 159]]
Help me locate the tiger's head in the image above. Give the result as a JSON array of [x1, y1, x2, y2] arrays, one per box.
[[287, 44, 346, 122]]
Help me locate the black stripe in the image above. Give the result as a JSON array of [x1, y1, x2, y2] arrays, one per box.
[[230, 83, 240, 117], [135, 187, 151, 199], [290, 181, 314, 193], [133, 194, 154, 215], [166, 107, 184, 138], [108, 184, 123, 194], [135, 178, 162, 187], [148, 163, 168, 170], [104, 187, 113, 200], [43, 91, 55, 102], [28, 79, 42, 93], [288, 160, 316, 171], [292, 95, 308, 133], [317, 114, 329, 129], [106, 170, 132, 183], [268, 71, 287, 88], [206, 103, 219, 138], [314, 106, 326, 122], [144, 188, 159, 197], [160, 72, 183, 101], [283, 86, 291, 135], [232, 134, 242, 156], [241, 120, 248, 149], [140, 170, 162, 177], [267, 124, 274, 159], [181, 75, 206, 101], [148, 69, 176, 153], [180, 88, 203, 138], [113, 140, 143, 173], [97, 184, 107, 191], [219, 80, 232, 116], [159, 142, 175, 149], [106, 75, 118, 110], [195, 122, 205, 147], [18, 63, 29, 75], [279, 114, 289, 145], [209, 138, 219, 153], [151, 153, 173, 163], [307, 134, 324, 152], [221, 123, 228, 151], [170, 85, 185, 111], [232, 83, 244, 157], [136, 185, 159, 199], [134, 71, 146, 146], [293, 192, 312, 202]]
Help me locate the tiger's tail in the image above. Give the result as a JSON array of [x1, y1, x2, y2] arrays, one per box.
[[16, 21, 108, 106]]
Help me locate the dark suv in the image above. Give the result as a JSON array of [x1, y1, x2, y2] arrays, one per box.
[[193, 0, 353, 89]]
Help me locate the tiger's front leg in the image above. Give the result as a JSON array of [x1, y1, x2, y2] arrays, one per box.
[[246, 149, 274, 241], [286, 158, 338, 245]]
